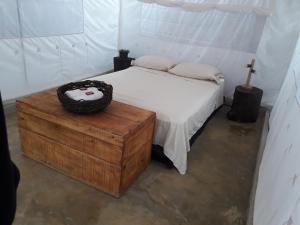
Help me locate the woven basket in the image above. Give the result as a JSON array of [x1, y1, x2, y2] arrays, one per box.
[[57, 80, 113, 114]]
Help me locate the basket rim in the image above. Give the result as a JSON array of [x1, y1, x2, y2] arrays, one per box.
[[58, 80, 112, 103], [57, 80, 113, 114]]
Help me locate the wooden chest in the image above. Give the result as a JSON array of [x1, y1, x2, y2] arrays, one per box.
[[16, 90, 156, 197]]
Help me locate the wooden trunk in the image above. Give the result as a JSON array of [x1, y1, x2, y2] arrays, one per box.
[[16, 90, 156, 197]]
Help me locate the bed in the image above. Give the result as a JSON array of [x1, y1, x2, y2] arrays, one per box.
[[91, 66, 224, 174]]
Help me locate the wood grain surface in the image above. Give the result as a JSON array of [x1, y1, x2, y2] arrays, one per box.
[[17, 89, 156, 197]]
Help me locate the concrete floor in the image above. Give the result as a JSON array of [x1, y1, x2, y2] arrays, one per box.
[[6, 106, 264, 225]]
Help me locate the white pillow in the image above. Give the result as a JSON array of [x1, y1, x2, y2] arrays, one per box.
[[168, 63, 223, 84], [132, 55, 176, 71]]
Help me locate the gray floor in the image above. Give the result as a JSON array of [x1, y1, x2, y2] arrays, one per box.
[[6, 106, 264, 225]]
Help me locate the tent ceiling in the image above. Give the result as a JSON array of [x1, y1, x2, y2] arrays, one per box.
[[138, 0, 275, 16]]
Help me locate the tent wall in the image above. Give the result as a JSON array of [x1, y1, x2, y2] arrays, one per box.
[[253, 34, 300, 225], [1, 0, 298, 105], [254, 0, 300, 105], [119, 0, 267, 99], [120, 0, 300, 105], [0, 0, 119, 101]]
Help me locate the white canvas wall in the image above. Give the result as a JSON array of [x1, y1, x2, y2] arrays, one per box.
[[0, 0, 119, 101], [1, 0, 297, 105], [254, 0, 300, 105], [119, 0, 266, 99], [254, 34, 300, 225], [119, 0, 300, 105]]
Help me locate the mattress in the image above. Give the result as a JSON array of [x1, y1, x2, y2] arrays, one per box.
[[91, 66, 224, 174]]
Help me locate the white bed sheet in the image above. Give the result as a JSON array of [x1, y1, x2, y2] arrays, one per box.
[[91, 66, 224, 174]]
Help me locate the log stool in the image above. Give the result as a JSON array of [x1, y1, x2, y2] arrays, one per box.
[[227, 85, 263, 123]]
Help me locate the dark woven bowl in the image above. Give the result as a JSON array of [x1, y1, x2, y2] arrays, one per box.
[[57, 80, 113, 115]]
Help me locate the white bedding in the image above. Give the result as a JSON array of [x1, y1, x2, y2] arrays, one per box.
[[91, 66, 224, 174]]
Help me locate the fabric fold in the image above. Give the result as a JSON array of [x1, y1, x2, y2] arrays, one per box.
[[138, 0, 274, 16]]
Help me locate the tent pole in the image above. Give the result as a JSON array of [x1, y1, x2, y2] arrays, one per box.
[[117, 0, 123, 50], [16, 0, 28, 84]]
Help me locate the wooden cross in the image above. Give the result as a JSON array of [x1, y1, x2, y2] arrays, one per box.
[[244, 59, 256, 89]]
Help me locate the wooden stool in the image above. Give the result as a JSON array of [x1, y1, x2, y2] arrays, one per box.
[[227, 85, 263, 123], [113, 57, 135, 72]]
